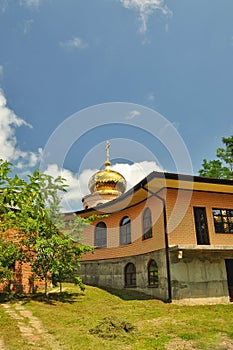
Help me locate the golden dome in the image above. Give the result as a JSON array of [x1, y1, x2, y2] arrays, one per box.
[[88, 141, 127, 195]]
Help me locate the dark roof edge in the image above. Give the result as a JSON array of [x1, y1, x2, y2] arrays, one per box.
[[72, 171, 233, 216], [146, 171, 233, 185]]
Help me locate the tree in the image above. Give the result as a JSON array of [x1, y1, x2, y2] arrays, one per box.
[[0, 160, 93, 296], [0, 237, 19, 290], [199, 135, 233, 179]]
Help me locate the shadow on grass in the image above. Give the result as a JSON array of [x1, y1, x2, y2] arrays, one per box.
[[97, 285, 157, 301], [0, 290, 85, 305]]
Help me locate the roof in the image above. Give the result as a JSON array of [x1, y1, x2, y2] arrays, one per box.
[[74, 171, 233, 216]]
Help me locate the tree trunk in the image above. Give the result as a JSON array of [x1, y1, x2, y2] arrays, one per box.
[[59, 281, 62, 293], [45, 275, 49, 297]]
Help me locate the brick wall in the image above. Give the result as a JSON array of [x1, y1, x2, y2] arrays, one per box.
[[81, 188, 233, 262]]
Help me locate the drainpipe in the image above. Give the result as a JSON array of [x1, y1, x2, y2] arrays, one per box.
[[141, 184, 172, 303]]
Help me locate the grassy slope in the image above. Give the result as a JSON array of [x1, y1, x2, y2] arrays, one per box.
[[1, 284, 233, 349]]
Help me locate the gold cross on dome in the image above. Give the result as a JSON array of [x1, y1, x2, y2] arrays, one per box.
[[106, 140, 110, 163]]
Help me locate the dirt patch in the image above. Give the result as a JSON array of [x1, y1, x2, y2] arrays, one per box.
[[212, 334, 233, 350], [0, 338, 7, 350], [165, 338, 198, 350]]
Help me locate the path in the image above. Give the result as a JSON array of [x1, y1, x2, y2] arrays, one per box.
[[1, 302, 63, 350]]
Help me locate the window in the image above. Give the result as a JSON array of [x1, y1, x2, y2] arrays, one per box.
[[125, 263, 136, 287], [193, 207, 210, 245], [142, 208, 152, 240], [120, 216, 131, 245], [94, 222, 107, 247], [212, 208, 233, 233], [148, 260, 159, 287]]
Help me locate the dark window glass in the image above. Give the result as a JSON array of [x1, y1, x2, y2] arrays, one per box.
[[142, 208, 152, 240], [125, 263, 136, 287], [193, 207, 210, 245], [148, 260, 159, 287], [94, 222, 107, 248], [120, 216, 131, 245], [212, 208, 233, 233]]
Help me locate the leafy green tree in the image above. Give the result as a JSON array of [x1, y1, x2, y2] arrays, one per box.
[[0, 160, 93, 296], [0, 237, 19, 291], [199, 136, 233, 179]]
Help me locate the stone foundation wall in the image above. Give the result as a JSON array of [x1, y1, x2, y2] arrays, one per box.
[[80, 250, 231, 304], [79, 249, 170, 301], [170, 252, 230, 303]]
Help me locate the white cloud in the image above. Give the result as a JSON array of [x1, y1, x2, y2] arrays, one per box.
[[44, 161, 162, 212], [147, 92, 155, 101], [60, 37, 88, 50], [125, 110, 141, 120], [112, 161, 162, 190], [43, 164, 97, 212], [0, 89, 41, 168], [118, 0, 172, 33], [19, 0, 41, 9], [22, 19, 34, 34]]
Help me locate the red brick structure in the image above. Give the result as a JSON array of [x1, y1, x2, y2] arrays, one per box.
[[0, 229, 44, 294]]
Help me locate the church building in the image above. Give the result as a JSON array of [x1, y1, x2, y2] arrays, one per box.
[[76, 142, 233, 304]]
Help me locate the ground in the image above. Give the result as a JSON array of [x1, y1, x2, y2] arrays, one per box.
[[0, 284, 233, 349]]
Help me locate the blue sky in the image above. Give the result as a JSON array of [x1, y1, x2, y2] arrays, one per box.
[[0, 0, 233, 210]]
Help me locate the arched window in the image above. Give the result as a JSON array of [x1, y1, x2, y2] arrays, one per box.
[[120, 216, 131, 245], [125, 263, 136, 287], [142, 208, 152, 240], [94, 222, 107, 248], [148, 260, 158, 287]]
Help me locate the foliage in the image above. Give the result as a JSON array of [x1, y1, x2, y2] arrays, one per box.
[[0, 159, 93, 295], [199, 135, 233, 179], [0, 237, 19, 285]]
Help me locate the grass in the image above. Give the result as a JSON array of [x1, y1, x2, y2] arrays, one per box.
[[1, 284, 233, 349]]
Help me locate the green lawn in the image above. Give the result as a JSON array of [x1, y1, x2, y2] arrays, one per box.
[[1, 284, 233, 349]]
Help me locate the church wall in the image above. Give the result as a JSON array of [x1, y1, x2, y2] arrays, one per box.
[[81, 196, 166, 260], [170, 251, 229, 304], [167, 189, 233, 246], [81, 188, 233, 262], [79, 248, 230, 303], [79, 249, 170, 301]]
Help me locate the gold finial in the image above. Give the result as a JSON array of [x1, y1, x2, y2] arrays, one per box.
[[105, 140, 111, 167]]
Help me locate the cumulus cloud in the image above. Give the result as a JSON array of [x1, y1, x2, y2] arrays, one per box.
[[0, 89, 42, 168], [60, 37, 88, 50], [44, 160, 162, 212], [125, 110, 141, 120], [118, 0, 172, 33], [112, 161, 162, 189], [22, 19, 34, 34], [19, 0, 41, 9]]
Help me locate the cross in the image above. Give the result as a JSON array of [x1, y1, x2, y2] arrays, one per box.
[[106, 140, 110, 163]]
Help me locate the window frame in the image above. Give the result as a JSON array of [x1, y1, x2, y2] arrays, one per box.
[[120, 216, 131, 245], [148, 260, 159, 287], [94, 222, 107, 248], [212, 208, 233, 234], [142, 207, 153, 240], [124, 263, 136, 287]]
